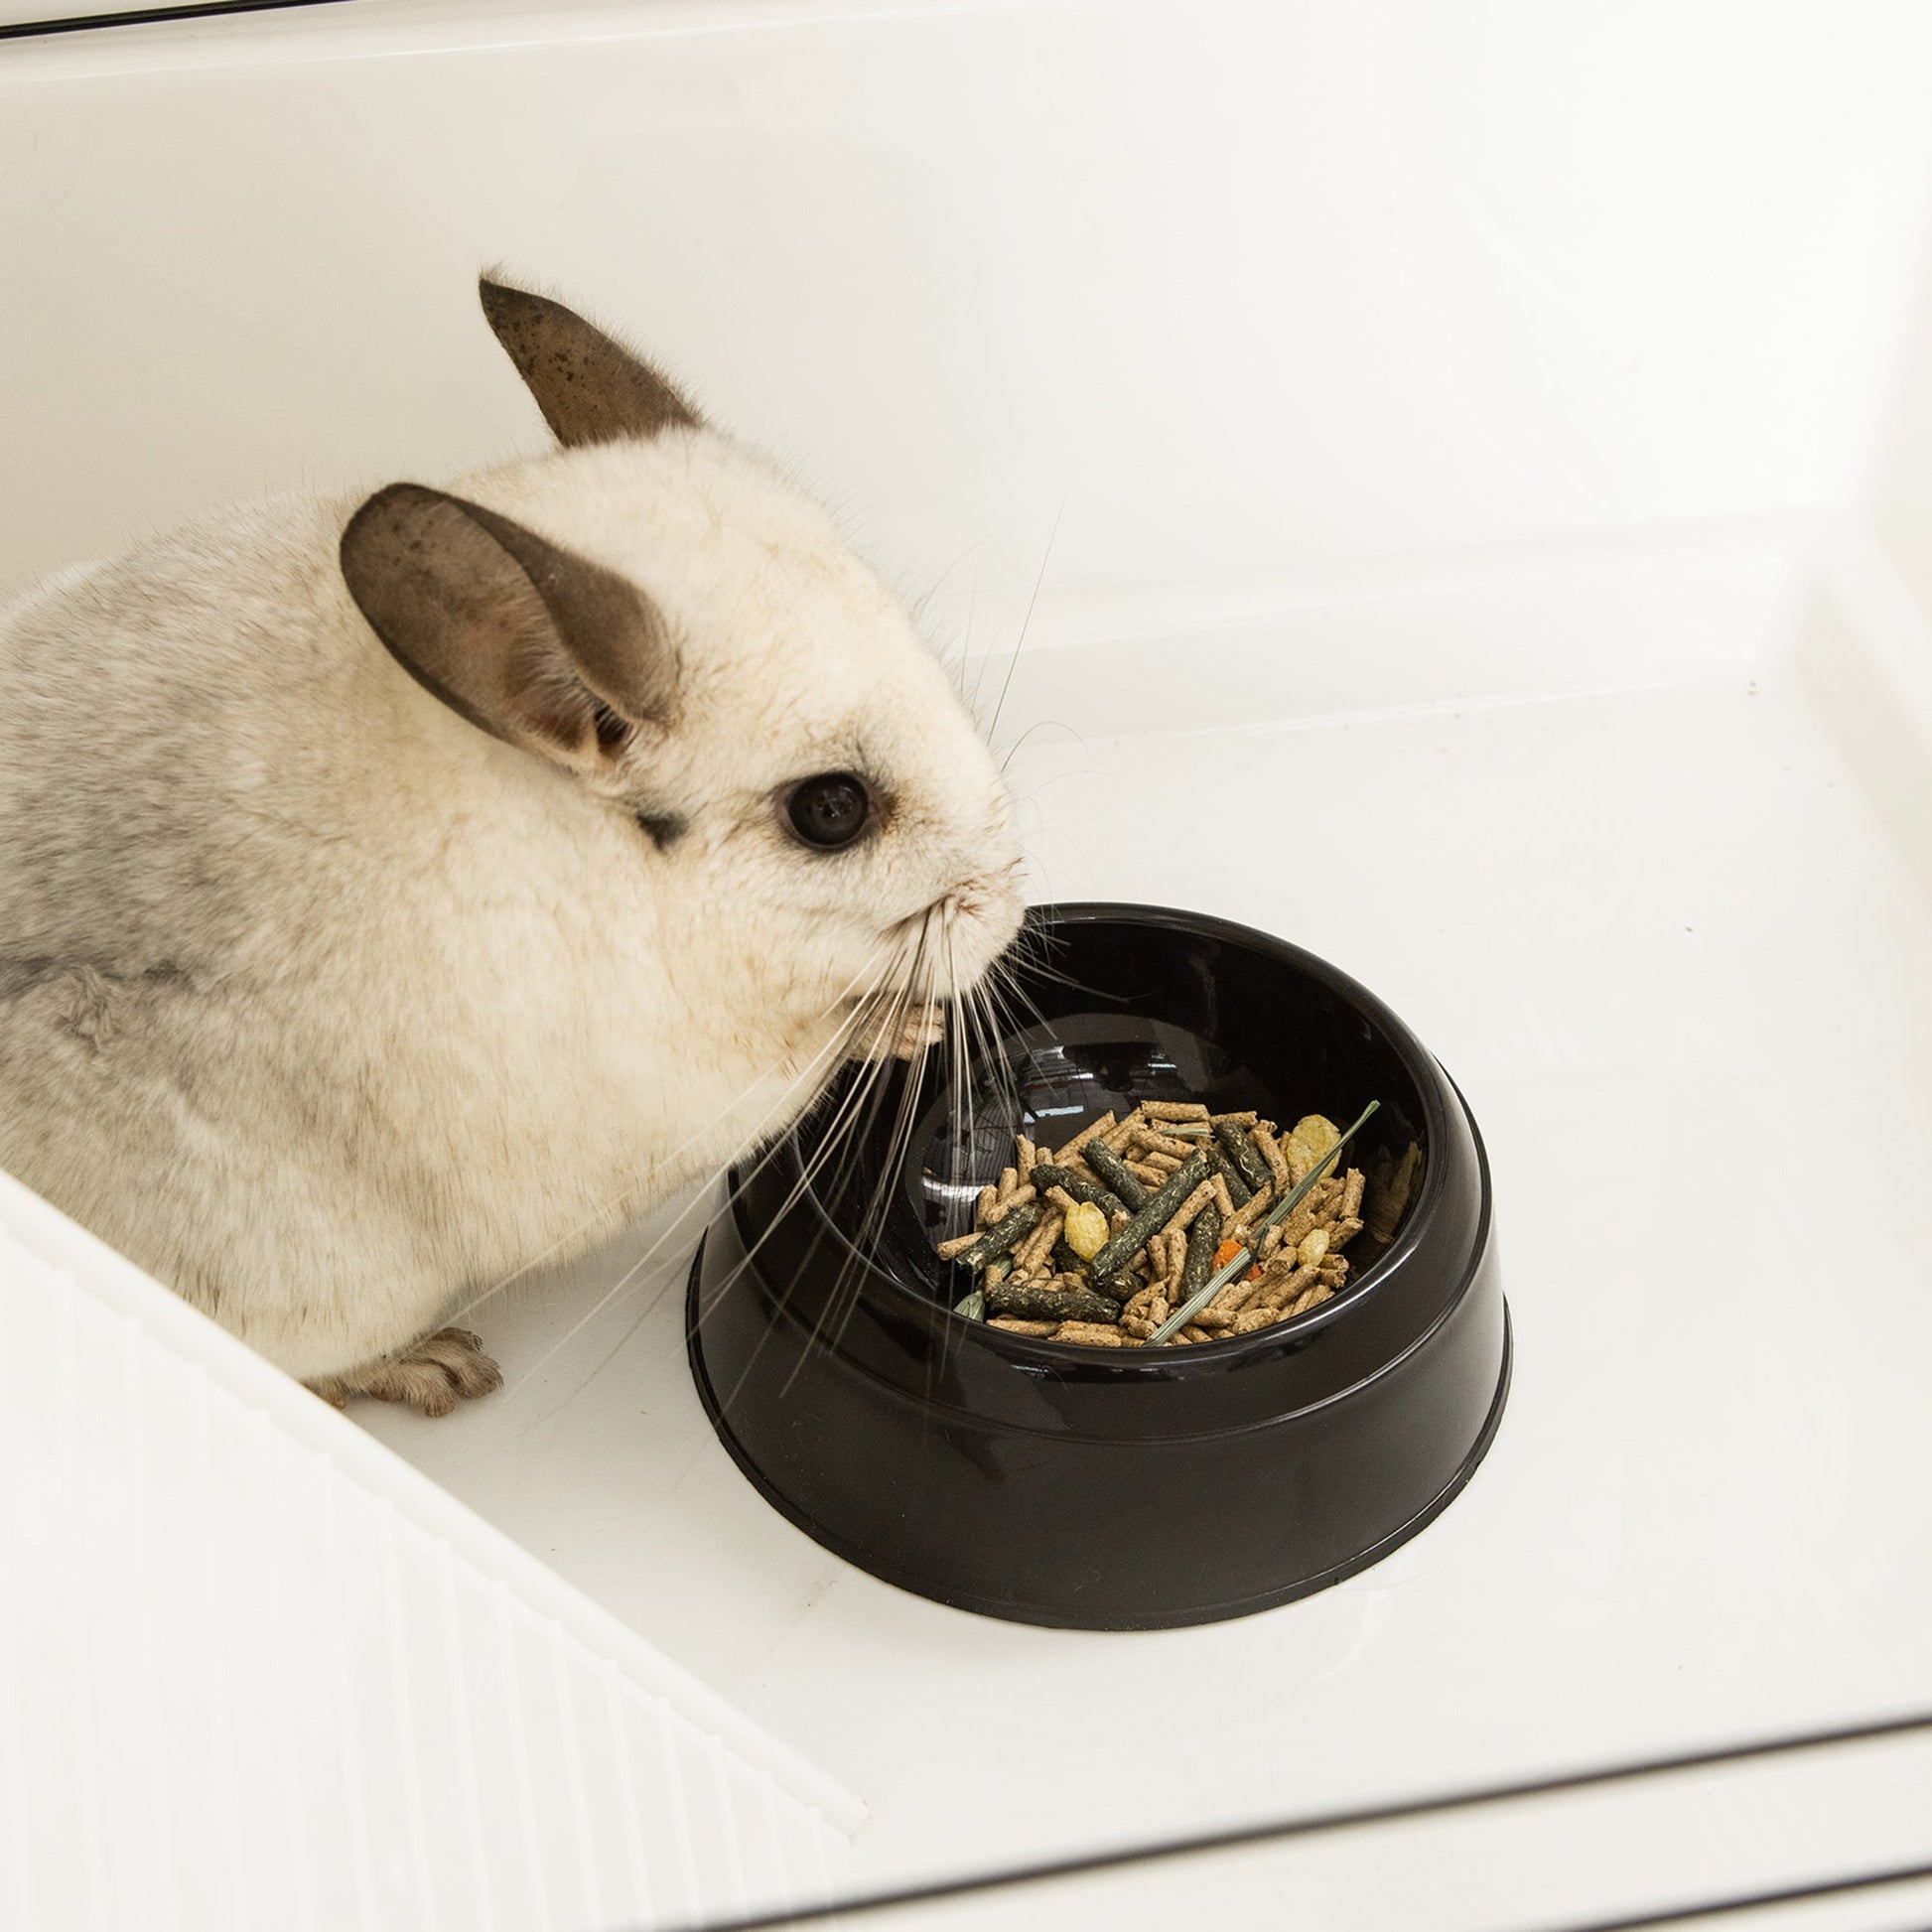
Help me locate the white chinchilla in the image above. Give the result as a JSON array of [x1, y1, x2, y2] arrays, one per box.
[[0, 276, 1024, 1413]]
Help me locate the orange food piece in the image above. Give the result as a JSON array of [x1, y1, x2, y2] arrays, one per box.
[[1213, 1237, 1260, 1282]]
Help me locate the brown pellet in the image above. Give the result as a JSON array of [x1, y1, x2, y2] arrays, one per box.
[[1162, 1179, 1219, 1240], [1145, 1101, 1211, 1122], [1340, 1166, 1366, 1221], [988, 1316, 1058, 1336], [1251, 1123, 1291, 1188], [1012, 1210, 1063, 1276], [1225, 1184, 1276, 1240], [975, 1184, 999, 1227], [1271, 1262, 1318, 1304], [1053, 1321, 1137, 1347], [937, 1230, 985, 1259], [1053, 1112, 1117, 1165], [1153, 1231, 1178, 1296], [1017, 1136, 1037, 1180], [998, 1166, 1019, 1201]]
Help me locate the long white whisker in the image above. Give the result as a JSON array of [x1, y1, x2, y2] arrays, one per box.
[[499, 988, 886, 1396], [984, 493, 1066, 749]]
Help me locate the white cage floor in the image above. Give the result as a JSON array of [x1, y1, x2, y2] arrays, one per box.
[[359, 513, 1932, 1924]]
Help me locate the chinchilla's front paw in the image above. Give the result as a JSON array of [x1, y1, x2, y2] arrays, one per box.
[[308, 1327, 503, 1419]]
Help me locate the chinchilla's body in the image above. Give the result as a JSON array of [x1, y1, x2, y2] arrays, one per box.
[[0, 281, 1023, 1406]]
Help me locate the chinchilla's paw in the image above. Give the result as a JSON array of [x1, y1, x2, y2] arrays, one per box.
[[309, 1327, 503, 1419]]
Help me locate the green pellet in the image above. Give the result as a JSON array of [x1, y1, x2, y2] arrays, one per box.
[[1213, 1118, 1271, 1194], [986, 1280, 1123, 1324], [1205, 1147, 1253, 1208], [950, 1198, 1044, 1273], [1050, 1238, 1090, 1276], [1088, 1151, 1212, 1280], [1029, 1164, 1127, 1219], [1083, 1142, 1152, 1211], [1177, 1202, 1222, 1301]]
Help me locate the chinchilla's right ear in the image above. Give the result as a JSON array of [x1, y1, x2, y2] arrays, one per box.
[[340, 483, 678, 769], [479, 275, 703, 447]]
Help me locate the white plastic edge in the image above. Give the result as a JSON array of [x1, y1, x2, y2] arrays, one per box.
[[0, 1162, 868, 1838]]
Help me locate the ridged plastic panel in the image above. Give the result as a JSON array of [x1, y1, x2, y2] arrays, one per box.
[[0, 1171, 856, 1932]]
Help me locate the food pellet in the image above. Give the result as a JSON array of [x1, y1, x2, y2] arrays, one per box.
[[944, 1102, 1383, 1348], [1053, 1111, 1117, 1165], [1052, 1321, 1135, 1347], [987, 1278, 1122, 1323]]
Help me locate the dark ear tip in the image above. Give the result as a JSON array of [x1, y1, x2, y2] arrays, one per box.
[[479, 273, 544, 325], [345, 480, 431, 531], [341, 483, 447, 577]]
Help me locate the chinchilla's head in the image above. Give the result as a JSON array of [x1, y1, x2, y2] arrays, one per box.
[[339, 277, 1024, 1075]]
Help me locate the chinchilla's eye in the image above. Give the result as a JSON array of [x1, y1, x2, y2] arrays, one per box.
[[785, 771, 874, 850]]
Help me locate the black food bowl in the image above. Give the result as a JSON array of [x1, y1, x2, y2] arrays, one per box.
[[687, 902, 1508, 1629]]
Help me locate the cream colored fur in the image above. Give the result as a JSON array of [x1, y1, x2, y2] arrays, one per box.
[[0, 371, 1021, 1381]]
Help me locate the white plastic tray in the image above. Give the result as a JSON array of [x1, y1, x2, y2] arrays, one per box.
[[356, 511, 1932, 1918]]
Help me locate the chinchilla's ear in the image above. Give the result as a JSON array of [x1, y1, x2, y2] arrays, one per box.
[[479, 275, 703, 447], [340, 483, 677, 767]]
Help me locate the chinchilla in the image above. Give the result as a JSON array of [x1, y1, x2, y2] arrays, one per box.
[[0, 276, 1023, 1413]]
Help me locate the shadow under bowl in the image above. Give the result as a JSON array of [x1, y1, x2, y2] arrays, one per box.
[[687, 901, 1509, 1629]]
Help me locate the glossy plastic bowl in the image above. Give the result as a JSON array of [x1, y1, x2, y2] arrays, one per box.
[[686, 901, 1509, 1629]]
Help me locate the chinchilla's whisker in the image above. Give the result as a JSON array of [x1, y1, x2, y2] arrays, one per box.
[[815, 914, 947, 1338], [499, 916, 923, 1397], [702, 916, 935, 1392], [499, 987, 887, 1395], [984, 493, 1066, 750], [800, 922, 938, 1362], [469, 938, 901, 1312], [815, 940, 943, 1371], [716, 949, 927, 1409]]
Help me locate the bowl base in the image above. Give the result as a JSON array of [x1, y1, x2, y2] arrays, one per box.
[[686, 1242, 1512, 1630]]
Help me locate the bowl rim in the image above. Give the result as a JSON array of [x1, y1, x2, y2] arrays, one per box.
[[769, 898, 1463, 1376]]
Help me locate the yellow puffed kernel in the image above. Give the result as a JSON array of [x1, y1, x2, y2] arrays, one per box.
[[1297, 1227, 1330, 1268], [1288, 1114, 1341, 1179], [1062, 1199, 1110, 1260]]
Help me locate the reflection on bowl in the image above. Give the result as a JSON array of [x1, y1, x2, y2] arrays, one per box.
[[688, 901, 1509, 1629]]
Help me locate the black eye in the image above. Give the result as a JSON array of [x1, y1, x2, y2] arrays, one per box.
[[785, 771, 874, 850]]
